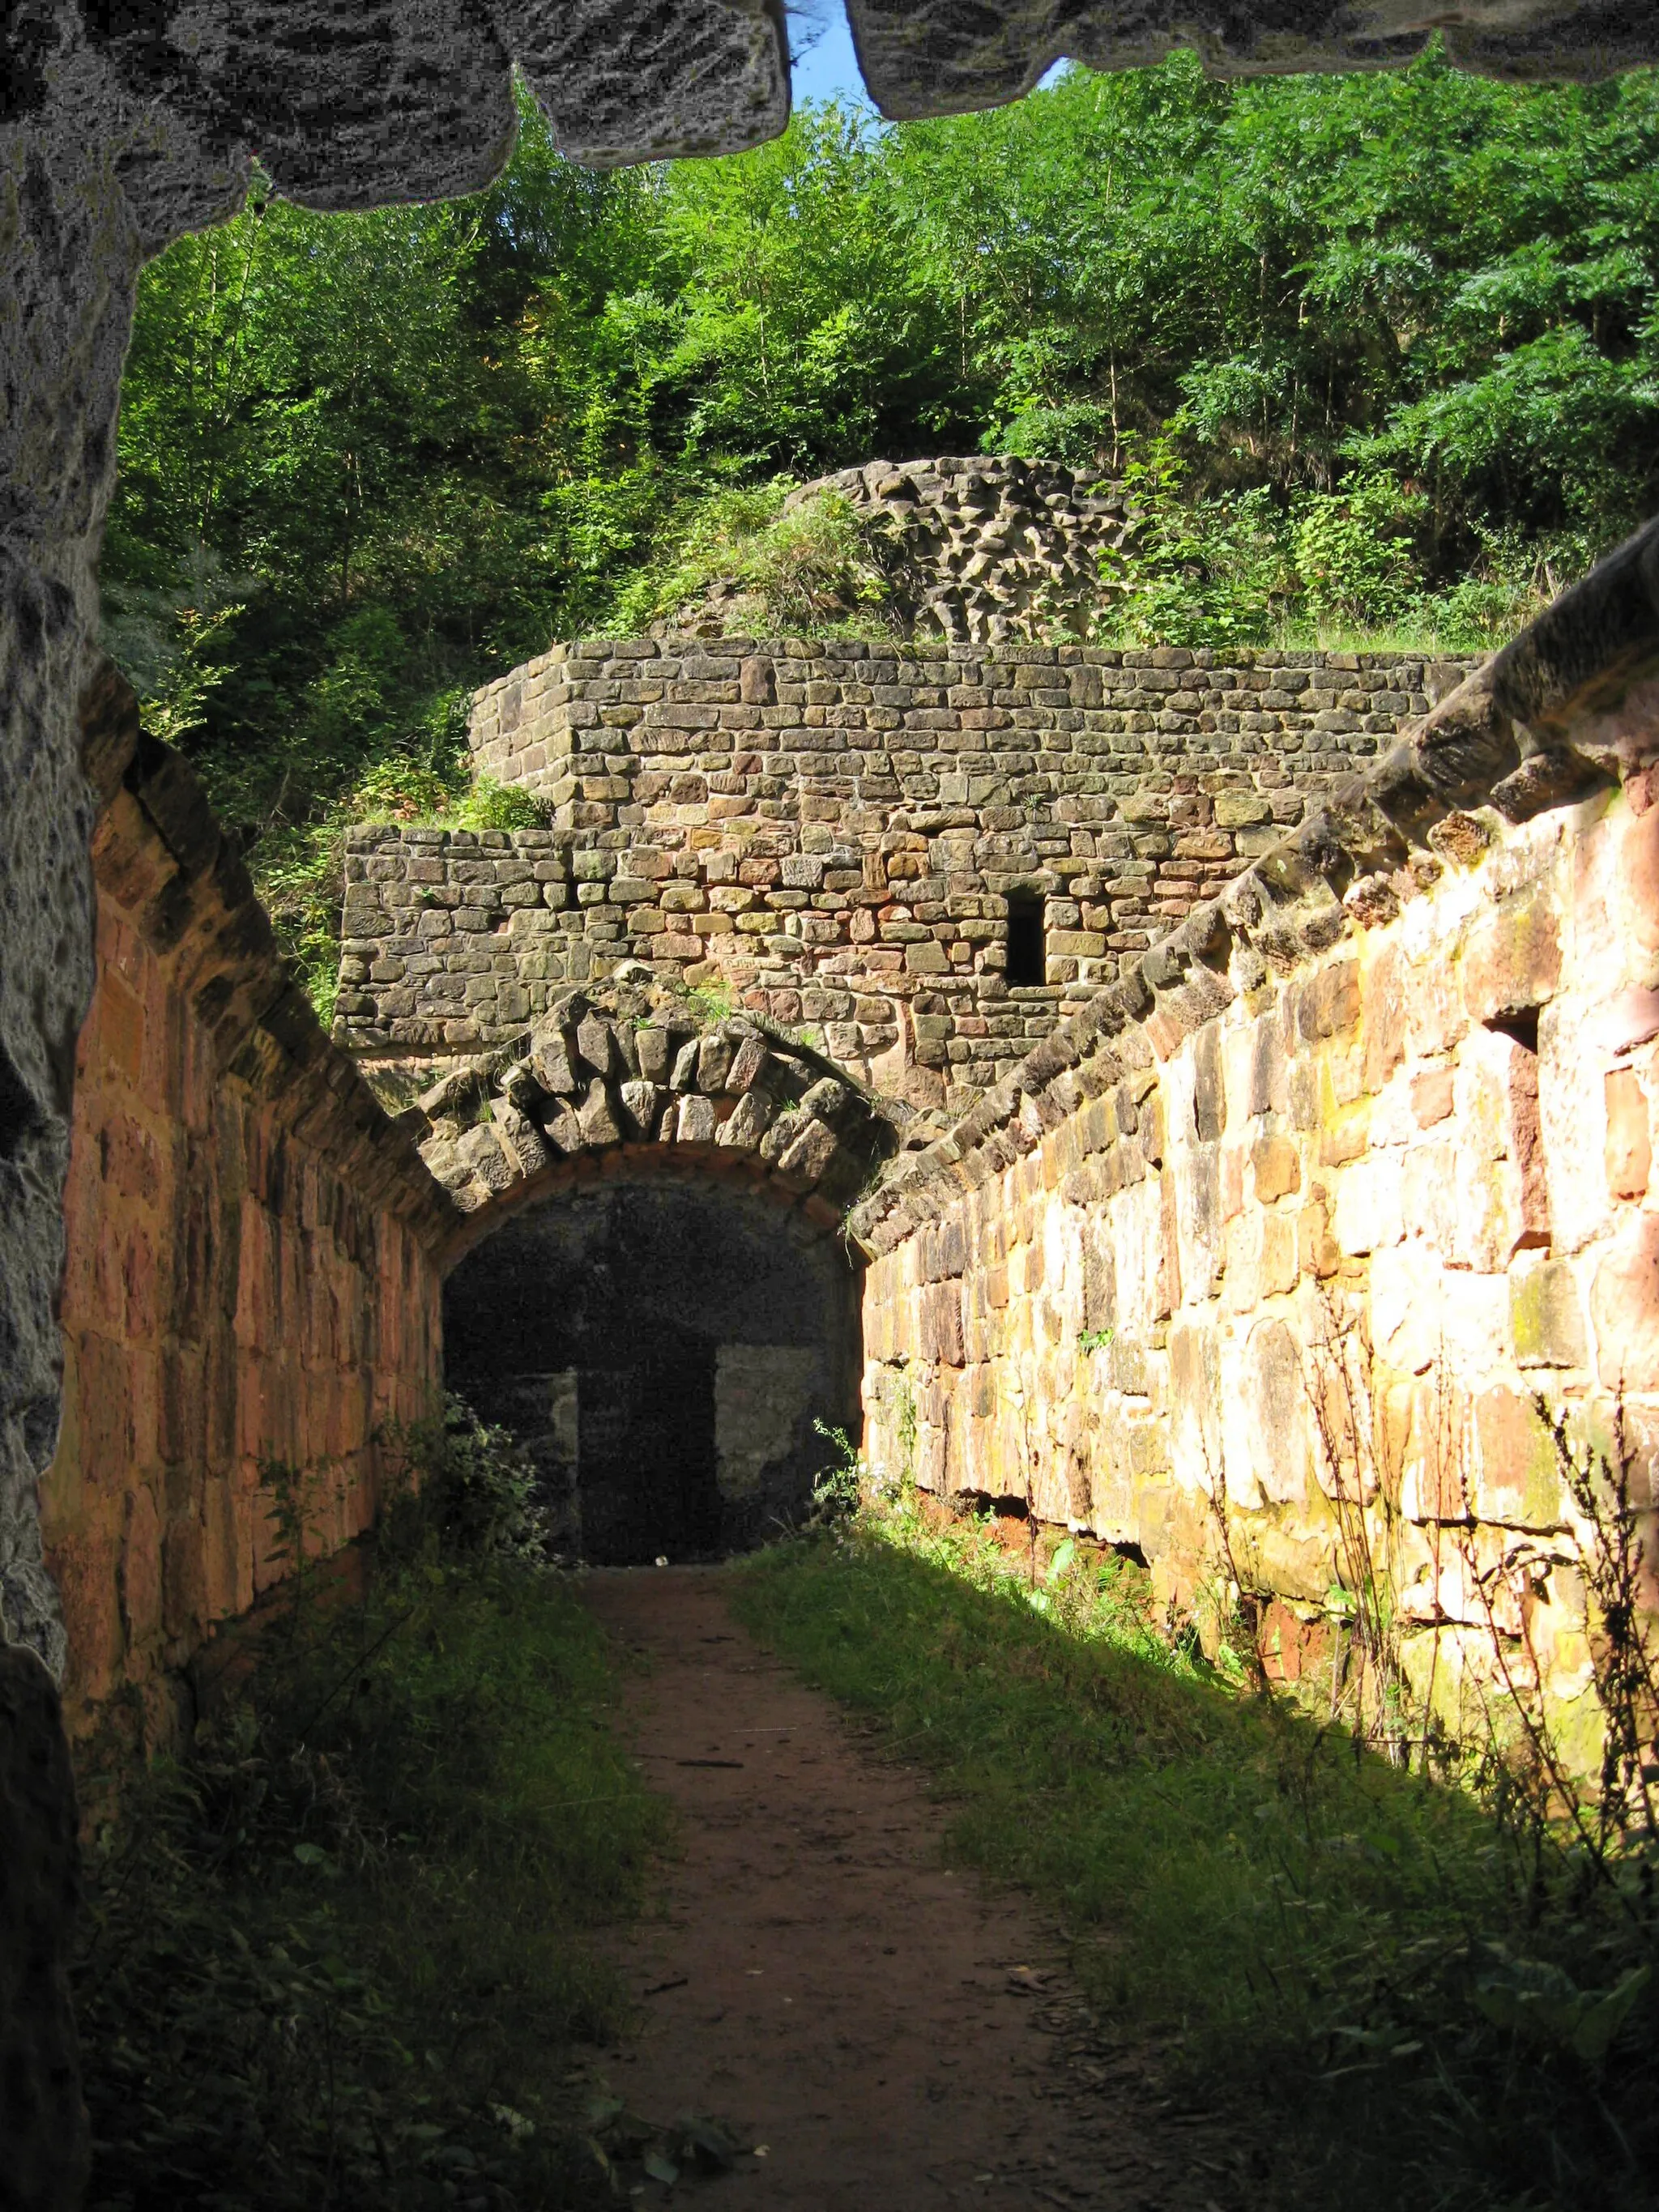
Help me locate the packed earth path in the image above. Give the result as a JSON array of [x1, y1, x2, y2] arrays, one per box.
[[581, 1567, 1241, 2211]]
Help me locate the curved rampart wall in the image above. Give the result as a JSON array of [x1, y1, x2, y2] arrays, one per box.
[[851, 529, 1659, 1756], [41, 671, 448, 1749]]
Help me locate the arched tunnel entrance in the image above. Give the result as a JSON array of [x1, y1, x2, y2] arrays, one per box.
[[443, 1173, 862, 1563]]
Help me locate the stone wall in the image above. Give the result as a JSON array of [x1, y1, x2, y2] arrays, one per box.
[[15, 11, 1640, 2199], [847, 536, 1659, 1762], [40, 673, 449, 1746], [337, 644, 1473, 1115], [775, 456, 1133, 643]]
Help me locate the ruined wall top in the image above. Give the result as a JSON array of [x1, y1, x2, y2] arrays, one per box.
[[335, 642, 1473, 1119], [773, 456, 1132, 646]]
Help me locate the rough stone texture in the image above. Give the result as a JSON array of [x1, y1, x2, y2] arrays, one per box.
[[338, 643, 1469, 1115], [852, 576, 1659, 1770], [0, 0, 791, 1680], [414, 969, 900, 1239], [768, 457, 1134, 644], [844, 0, 1659, 117], [0, 1646, 85, 2212], [40, 671, 447, 1748], [446, 1179, 861, 1561], [0, 136, 135, 1695], [2, 6, 1654, 2197]]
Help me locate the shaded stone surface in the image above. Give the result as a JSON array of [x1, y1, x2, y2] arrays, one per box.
[[43, 676, 447, 1751], [445, 1178, 862, 1561], [0, 1646, 85, 2212], [751, 456, 1136, 642], [845, 0, 1659, 117]]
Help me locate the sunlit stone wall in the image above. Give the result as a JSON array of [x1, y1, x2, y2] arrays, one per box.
[[858, 713, 1659, 1764]]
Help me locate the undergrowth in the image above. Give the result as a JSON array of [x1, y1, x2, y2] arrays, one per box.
[[732, 1481, 1658, 2210], [608, 479, 896, 640], [74, 1400, 668, 2212]]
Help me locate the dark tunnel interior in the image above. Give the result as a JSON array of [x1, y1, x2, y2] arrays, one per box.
[[443, 1176, 864, 1563]]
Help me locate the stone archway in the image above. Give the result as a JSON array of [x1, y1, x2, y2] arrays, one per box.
[[410, 974, 896, 1560]]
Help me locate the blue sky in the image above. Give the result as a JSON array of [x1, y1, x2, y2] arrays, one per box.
[[787, 2, 875, 113]]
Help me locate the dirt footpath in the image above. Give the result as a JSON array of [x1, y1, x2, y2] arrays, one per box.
[[582, 1567, 1236, 2212]]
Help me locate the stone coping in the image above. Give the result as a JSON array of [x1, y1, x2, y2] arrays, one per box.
[[79, 663, 454, 1257], [847, 516, 1659, 1257], [469, 637, 1473, 696]]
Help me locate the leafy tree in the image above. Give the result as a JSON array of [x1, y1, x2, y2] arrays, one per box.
[[101, 53, 1659, 1004]]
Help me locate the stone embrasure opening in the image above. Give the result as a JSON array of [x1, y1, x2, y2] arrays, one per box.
[[1004, 889, 1047, 988], [443, 1176, 862, 1564]]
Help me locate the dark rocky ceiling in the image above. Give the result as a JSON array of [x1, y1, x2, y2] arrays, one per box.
[[4, 2, 1653, 260], [845, 2, 1659, 116]]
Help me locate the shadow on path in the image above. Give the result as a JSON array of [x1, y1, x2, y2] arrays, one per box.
[[582, 1566, 1236, 2211]]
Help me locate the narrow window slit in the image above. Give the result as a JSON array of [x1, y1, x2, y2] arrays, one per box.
[[1005, 891, 1046, 987]]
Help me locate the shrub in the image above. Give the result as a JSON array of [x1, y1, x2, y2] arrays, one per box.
[[610, 479, 895, 637], [75, 1417, 667, 2212]]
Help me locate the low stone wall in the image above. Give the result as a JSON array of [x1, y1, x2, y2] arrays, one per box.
[[853, 637, 1659, 1756], [338, 642, 1472, 1114], [41, 671, 449, 1745]]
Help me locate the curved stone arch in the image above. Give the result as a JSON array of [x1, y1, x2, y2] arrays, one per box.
[[414, 976, 904, 1264], [422, 981, 894, 1563]]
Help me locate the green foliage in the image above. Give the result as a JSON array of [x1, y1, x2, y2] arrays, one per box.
[[103, 54, 1659, 1004], [807, 1421, 866, 1527], [611, 481, 894, 636], [75, 1433, 668, 2211], [1292, 474, 1423, 632], [1097, 440, 1297, 649], [732, 1500, 1659, 2210], [379, 1393, 552, 1565]]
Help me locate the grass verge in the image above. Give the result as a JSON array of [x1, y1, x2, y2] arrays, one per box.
[[731, 1500, 1657, 2211], [74, 1421, 670, 2211]]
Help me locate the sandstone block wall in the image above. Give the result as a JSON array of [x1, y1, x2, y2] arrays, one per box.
[[337, 643, 1471, 1114], [41, 679, 448, 1745], [856, 761, 1659, 1758]]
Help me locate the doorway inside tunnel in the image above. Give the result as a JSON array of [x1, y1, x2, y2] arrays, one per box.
[[442, 1174, 863, 1565]]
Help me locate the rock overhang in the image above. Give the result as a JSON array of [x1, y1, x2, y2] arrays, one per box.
[[8, 2, 1655, 266]]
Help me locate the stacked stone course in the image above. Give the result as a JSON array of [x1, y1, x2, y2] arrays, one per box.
[[338, 641, 1473, 1112], [855, 769, 1659, 1758], [842, 517, 1659, 1764], [42, 671, 447, 1746]]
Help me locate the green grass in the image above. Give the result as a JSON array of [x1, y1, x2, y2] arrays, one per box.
[[731, 1502, 1658, 2210], [75, 1550, 670, 2211]]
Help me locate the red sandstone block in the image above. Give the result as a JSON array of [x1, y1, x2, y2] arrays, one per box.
[[1605, 1068, 1652, 1198]]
